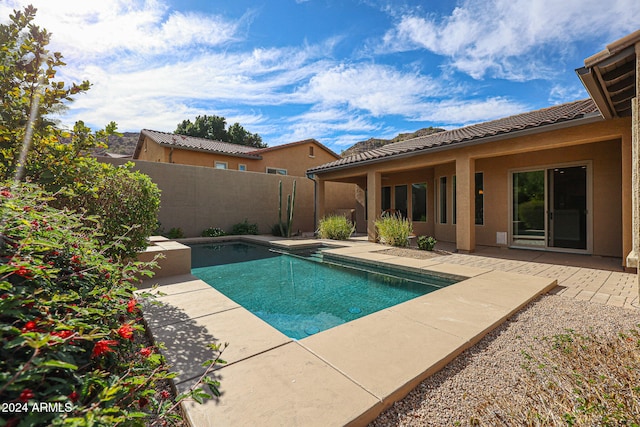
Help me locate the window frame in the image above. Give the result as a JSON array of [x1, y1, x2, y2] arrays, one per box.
[[266, 167, 287, 175]]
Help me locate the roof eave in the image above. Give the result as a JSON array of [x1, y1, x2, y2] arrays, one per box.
[[309, 113, 604, 175], [155, 142, 263, 159], [576, 67, 615, 120]]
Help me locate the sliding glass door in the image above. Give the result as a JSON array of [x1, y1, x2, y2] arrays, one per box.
[[548, 166, 587, 250], [511, 165, 588, 251]]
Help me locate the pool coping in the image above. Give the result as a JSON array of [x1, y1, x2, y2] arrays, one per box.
[[137, 236, 557, 426]]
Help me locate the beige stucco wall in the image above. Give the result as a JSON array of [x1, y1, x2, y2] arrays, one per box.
[[99, 157, 357, 237], [135, 137, 338, 177], [255, 142, 339, 177], [369, 141, 623, 257], [474, 140, 622, 256], [137, 136, 167, 163], [318, 117, 631, 259]]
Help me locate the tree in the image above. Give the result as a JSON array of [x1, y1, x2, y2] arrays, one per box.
[[175, 115, 267, 148], [0, 5, 91, 181], [0, 5, 160, 257], [175, 114, 227, 141]]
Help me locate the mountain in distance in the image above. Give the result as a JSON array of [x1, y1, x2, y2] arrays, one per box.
[[92, 132, 140, 156], [341, 126, 445, 158]]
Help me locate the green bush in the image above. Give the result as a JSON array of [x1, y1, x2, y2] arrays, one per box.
[[231, 219, 259, 235], [58, 162, 161, 258], [165, 227, 184, 239], [417, 235, 437, 251], [518, 199, 544, 231], [201, 227, 226, 237], [0, 183, 224, 425], [375, 214, 413, 247], [317, 215, 355, 240]]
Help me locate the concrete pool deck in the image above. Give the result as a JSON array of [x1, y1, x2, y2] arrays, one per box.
[[137, 237, 636, 426]]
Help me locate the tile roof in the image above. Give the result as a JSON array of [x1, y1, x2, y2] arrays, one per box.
[[308, 99, 601, 174], [250, 138, 340, 159], [135, 129, 262, 159]]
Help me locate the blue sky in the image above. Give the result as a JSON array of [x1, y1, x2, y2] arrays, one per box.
[[1, 0, 638, 152]]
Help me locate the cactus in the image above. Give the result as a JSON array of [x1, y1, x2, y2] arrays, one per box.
[[286, 180, 296, 237], [278, 181, 285, 236], [277, 180, 296, 238]]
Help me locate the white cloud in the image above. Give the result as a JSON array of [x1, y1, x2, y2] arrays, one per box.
[[299, 63, 444, 117], [0, 0, 241, 59], [1, 0, 594, 151], [416, 97, 528, 125], [548, 84, 588, 105], [380, 0, 640, 80]]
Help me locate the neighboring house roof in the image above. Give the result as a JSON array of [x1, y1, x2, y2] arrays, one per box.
[[250, 138, 341, 159], [308, 99, 601, 174], [576, 29, 639, 119], [133, 129, 262, 159], [133, 130, 341, 161]]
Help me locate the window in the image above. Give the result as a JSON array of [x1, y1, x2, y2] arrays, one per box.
[[309, 146, 314, 157], [215, 161, 227, 169], [381, 186, 391, 212], [411, 183, 427, 222], [439, 177, 447, 224], [266, 167, 287, 175], [238, 164, 247, 171], [452, 176, 456, 224], [395, 185, 408, 218], [475, 172, 484, 225]]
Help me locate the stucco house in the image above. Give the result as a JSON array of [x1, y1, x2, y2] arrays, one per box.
[[133, 129, 340, 177], [308, 30, 639, 270]]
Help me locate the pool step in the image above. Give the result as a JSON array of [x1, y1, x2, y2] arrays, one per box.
[[269, 247, 325, 262], [306, 250, 324, 262]]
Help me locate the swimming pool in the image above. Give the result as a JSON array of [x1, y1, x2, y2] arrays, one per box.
[[191, 242, 457, 339]]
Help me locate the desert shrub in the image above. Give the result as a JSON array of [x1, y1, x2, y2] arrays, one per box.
[[317, 215, 355, 240], [375, 214, 413, 247], [0, 183, 224, 425], [476, 328, 640, 426], [417, 235, 437, 251], [231, 219, 258, 235], [165, 227, 184, 239], [201, 227, 226, 237]]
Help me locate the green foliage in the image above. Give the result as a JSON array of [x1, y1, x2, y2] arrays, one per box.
[[417, 235, 437, 251], [231, 219, 258, 235], [375, 214, 413, 247], [175, 115, 266, 148], [0, 183, 226, 425], [201, 227, 226, 238], [0, 6, 91, 181], [56, 162, 160, 258], [1, 8, 160, 259], [518, 199, 544, 231], [0, 7, 218, 425], [317, 215, 355, 240], [165, 227, 184, 239]]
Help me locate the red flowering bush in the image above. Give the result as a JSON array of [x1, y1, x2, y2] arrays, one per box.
[[0, 184, 223, 425]]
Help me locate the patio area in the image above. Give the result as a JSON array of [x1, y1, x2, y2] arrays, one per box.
[[397, 240, 638, 309], [137, 236, 638, 426]]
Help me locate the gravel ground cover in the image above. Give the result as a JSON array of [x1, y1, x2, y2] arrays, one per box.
[[370, 293, 640, 426]]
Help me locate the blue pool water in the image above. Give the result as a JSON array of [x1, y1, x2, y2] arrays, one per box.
[[191, 242, 457, 340]]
